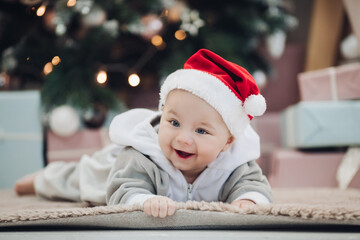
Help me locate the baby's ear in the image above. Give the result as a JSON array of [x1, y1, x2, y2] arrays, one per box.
[[221, 136, 235, 152]]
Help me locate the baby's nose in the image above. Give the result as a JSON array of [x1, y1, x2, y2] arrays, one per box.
[[176, 131, 193, 145]]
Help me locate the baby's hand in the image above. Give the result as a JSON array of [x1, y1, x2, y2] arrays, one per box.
[[231, 199, 256, 208], [143, 196, 176, 218]]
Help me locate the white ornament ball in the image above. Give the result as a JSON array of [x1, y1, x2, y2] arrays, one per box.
[[82, 5, 107, 27], [49, 105, 80, 137], [340, 33, 360, 60], [253, 70, 267, 89], [266, 30, 286, 59]]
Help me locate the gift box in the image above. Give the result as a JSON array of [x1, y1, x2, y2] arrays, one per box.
[[268, 149, 360, 188], [252, 112, 282, 154], [47, 128, 111, 164], [281, 101, 360, 148], [252, 112, 282, 176], [298, 63, 360, 101], [0, 91, 44, 189]]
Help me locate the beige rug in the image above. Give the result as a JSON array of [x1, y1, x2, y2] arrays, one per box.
[[0, 188, 359, 229]]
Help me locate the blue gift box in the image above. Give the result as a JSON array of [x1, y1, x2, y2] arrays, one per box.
[[281, 101, 360, 148], [0, 91, 44, 189]]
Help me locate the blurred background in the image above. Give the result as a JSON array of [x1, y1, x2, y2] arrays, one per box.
[[1, 0, 359, 190]]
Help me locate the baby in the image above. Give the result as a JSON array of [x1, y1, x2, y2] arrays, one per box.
[[15, 49, 272, 218]]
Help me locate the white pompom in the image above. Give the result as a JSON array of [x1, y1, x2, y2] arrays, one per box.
[[340, 33, 360, 60], [49, 105, 80, 137], [244, 94, 266, 117]]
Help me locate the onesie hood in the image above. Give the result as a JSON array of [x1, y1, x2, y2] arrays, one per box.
[[109, 108, 261, 173]]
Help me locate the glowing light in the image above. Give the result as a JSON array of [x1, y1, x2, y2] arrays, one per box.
[[43, 62, 53, 75], [96, 70, 107, 84], [128, 73, 140, 87], [151, 35, 163, 47], [36, 5, 46, 16], [67, 0, 76, 7], [162, 9, 169, 17], [174, 30, 186, 40], [52, 56, 61, 65]]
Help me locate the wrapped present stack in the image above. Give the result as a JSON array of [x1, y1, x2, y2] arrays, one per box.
[[0, 92, 117, 190], [0, 91, 44, 189], [251, 112, 283, 177], [268, 63, 360, 188], [46, 107, 117, 164]]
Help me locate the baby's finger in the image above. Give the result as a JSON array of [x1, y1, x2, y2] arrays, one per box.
[[158, 198, 168, 218], [167, 200, 176, 216], [150, 198, 160, 217], [143, 199, 152, 215]]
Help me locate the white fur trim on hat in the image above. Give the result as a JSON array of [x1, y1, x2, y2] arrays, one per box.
[[159, 69, 250, 138]]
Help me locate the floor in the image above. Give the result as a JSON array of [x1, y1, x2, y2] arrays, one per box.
[[1, 230, 360, 240]]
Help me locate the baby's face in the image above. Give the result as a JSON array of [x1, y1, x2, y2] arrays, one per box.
[[158, 89, 234, 183]]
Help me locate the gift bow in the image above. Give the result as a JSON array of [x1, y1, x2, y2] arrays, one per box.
[[337, 147, 360, 189]]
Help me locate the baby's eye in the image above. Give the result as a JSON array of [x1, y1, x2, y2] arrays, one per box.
[[196, 128, 208, 135], [170, 120, 180, 127]]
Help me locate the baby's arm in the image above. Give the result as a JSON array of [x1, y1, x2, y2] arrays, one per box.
[[106, 147, 176, 217], [220, 160, 273, 205]]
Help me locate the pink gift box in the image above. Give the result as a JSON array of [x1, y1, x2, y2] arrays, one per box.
[[268, 149, 360, 188], [47, 128, 111, 164], [298, 63, 360, 101], [251, 112, 282, 176], [251, 112, 282, 154]]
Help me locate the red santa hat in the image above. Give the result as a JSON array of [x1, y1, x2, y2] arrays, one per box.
[[159, 49, 266, 138]]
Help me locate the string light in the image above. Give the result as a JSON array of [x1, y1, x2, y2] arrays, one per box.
[[151, 35, 163, 47], [96, 70, 107, 84], [52, 56, 61, 65], [174, 30, 186, 40], [128, 73, 140, 87], [43, 62, 53, 75], [161, 9, 169, 17], [36, 5, 46, 16], [67, 0, 76, 7]]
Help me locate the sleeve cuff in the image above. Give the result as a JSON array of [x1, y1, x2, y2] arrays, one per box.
[[234, 191, 270, 204], [125, 194, 157, 205]]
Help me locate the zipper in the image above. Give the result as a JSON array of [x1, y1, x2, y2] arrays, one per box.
[[187, 184, 193, 201]]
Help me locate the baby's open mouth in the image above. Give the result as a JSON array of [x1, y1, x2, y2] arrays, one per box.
[[175, 149, 194, 159]]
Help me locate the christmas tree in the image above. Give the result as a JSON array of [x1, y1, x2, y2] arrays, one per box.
[[0, 0, 297, 112]]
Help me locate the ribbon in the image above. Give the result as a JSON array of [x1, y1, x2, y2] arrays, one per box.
[[0, 129, 42, 141], [328, 67, 338, 101], [336, 147, 360, 189], [47, 148, 102, 160]]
